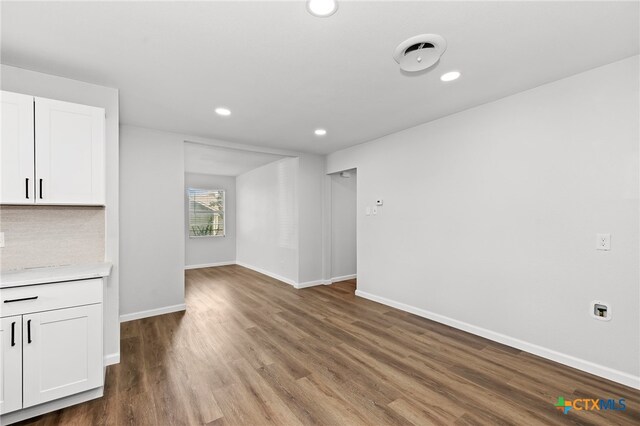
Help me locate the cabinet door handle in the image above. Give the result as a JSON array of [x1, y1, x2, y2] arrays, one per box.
[[27, 319, 32, 344], [11, 322, 16, 347], [4, 296, 38, 303], [26, 178, 30, 199], [39, 179, 43, 199]]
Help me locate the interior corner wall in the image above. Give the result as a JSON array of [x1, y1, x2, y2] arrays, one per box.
[[236, 157, 299, 284], [331, 171, 357, 280], [0, 64, 121, 363], [185, 173, 236, 268], [120, 125, 185, 318], [326, 56, 640, 386], [297, 154, 326, 285]]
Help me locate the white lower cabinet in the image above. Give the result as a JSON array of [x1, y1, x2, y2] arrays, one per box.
[[23, 304, 103, 408], [0, 316, 22, 415], [0, 278, 103, 417]]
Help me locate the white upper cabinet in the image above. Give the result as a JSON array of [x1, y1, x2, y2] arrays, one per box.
[[35, 97, 105, 205], [0, 91, 105, 205], [0, 91, 35, 204]]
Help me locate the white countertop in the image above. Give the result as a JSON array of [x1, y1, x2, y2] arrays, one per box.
[[0, 262, 112, 288]]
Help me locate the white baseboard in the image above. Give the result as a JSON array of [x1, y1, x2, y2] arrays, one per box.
[[329, 274, 357, 283], [236, 261, 297, 286], [119, 303, 186, 323], [295, 279, 330, 289], [235, 263, 354, 291], [185, 261, 236, 270], [316, 274, 357, 286], [236, 262, 340, 289], [291, 275, 358, 289], [104, 353, 120, 366], [355, 289, 640, 390]]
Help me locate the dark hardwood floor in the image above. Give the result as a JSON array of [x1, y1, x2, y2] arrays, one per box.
[[17, 265, 640, 425]]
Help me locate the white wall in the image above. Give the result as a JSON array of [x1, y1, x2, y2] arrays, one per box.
[[236, 158, 299, 284], [120, 126, 326, 315], [1, 64, 120, 364], [297, 154, 326, 285], [235, 153, 328, 287], [327, 56, 640, 387], [185, 173, 236, 268], [120, 125, 185, 319], [331, 171, 357, 280]]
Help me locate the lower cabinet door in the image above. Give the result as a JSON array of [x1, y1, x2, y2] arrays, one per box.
[[23, 304, 103, 408], [0, 316, 22, 414]]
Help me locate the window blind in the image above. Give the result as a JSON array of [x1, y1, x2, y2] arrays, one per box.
[[188, 188, 225, 237]]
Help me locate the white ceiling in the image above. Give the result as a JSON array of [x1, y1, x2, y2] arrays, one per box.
[[1, 1, 638, 155], [184, 142, 285, 176]]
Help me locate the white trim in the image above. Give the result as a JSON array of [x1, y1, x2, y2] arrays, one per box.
[[295, 279, 330, 289], [119, 303, 186, 323], [235, 261, 297, 286], [1, 386, 103, 424], [329, 274, 356, 283], [236, 262, 336, 289], [355, 289, 640, 390], [235, 262, 354, 290], [185, 261, 236, 270], [104, 353, 120, 366]]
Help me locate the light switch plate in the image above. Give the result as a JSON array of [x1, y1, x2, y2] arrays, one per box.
[[0, 232, 4, 248], [596, 233, 611, 251], [365, 207, 371, 216]]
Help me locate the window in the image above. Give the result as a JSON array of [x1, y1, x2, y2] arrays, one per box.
[[188, 188, 225, 237]]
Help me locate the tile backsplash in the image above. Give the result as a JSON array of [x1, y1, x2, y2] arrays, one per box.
[[0, 206, 105, 271]]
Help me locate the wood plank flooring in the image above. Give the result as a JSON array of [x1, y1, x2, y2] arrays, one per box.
[[16, 265, 640, 425]]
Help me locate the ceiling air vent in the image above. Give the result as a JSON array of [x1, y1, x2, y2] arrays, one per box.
[[404, 42, 435, 55], [393, 34, 447, 72]]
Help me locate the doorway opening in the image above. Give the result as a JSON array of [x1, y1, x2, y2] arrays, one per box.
[[183, 141, 286, 275], [330, 168, 357, 291]]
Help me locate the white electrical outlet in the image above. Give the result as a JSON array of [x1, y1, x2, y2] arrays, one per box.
[[372, 207, 378, 215], [596, 233, 611, 251], [0, 232, 4, 248], [591, 300, 611, 321]]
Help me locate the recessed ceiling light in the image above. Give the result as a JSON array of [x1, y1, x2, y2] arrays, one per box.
[[215, 107, 231, 116], [307, 0, 338, 17], [440, 71, 461, 82], [314, 129, 327, 136]]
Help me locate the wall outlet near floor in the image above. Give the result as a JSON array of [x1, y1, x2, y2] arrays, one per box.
[[596, 233, 610, 251], [591, 300, 611, 321], [0, 232, 4, 248]]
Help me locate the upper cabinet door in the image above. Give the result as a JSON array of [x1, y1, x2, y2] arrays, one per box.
[[35, 97, 105, 205], [0, 91, 35, 204], [0, 315, 23, 415]]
